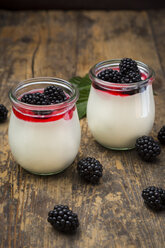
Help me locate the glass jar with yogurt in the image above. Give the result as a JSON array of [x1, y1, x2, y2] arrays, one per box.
[[87, 59, 155, 150], [8, 77, 81, 175]]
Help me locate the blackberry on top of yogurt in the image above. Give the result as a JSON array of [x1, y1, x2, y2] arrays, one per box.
[[121, 71, 142, 84], [97, 69, 122, 83], [44, 85, 67, 104], [21, 85, 67, 105], [119, 58, 139, 75], [97, 58, 142, 83], [21, 92, 51, 105]]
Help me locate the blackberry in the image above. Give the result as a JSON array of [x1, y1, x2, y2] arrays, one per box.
[[158, 126, 165, 144], [121, 71, 142, 84], [44, 85, 67, 104], [0, 104, 8, 122], [142, 186, 165, 211], [119, 58, 139, 75], [47, 205, 79, 232], [97, 69, 122, 83], [97, 58, 142, 84], [135, 136, 161, 162], [20, 85, 67, 105], [21, 92, 50, 105], [77, 157, 103, 184]]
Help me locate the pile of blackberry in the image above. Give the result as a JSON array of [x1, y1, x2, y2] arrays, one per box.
[[21, 85, 67, 105], [97, 58, 142, 84], [142, 186, 165, 211], [47, 205, 79, 232], [77, 157, 103, 184]]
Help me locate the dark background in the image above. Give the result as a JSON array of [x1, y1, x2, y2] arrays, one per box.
[[0, 0, 165, 10]]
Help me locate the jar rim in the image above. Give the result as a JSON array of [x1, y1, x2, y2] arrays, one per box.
[[89, 59, 155, 89], [9, 77, 79, 112]]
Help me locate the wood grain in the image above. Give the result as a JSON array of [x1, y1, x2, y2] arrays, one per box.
[[0, 10, 165, 248]]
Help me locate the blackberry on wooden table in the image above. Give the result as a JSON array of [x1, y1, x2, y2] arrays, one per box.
[[158, 126, 165, 144], [48, 205, 79, 232], [135, 136, 161, 161], [77, 157, 103, 184], [142, 186, 165, 211], [0, 104, 8, 122]]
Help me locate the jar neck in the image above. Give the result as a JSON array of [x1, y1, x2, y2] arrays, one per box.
[[89, 59, 155, 92], [9, 77, 78, 121]]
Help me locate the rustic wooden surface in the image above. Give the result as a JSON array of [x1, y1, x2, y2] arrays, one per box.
[[0, 10, 165, 248]]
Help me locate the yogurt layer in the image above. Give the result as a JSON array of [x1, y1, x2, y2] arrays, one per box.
[[8, 108, 81, 174], [87, 85, 155, 149]]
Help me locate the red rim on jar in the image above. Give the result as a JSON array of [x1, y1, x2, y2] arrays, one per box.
[[89, 59, 155, 96], [9, 77, 79, 122]]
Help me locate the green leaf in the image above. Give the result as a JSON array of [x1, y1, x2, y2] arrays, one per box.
[[69, 76, 82, 86], [69, 74, 91, 119], [77, 101, 88, 119]]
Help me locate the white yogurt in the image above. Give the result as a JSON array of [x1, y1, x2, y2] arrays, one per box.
[[8, 109, 81, 174], [87, 85, 155, 149]]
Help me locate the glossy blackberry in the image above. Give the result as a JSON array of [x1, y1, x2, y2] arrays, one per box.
[[121, 71, 142, 84], [47, 205, 79, 232], [44, 85, 67, 104], [97, 69, 122, 83], [0, 104, 8, 122], [157, 126, 165, 144], [119, 58, 139, 75], [142, 186, 165, 211], [77, 157, 103, 184], [135, 136, 161, 162], [21, 92, 50, 105]]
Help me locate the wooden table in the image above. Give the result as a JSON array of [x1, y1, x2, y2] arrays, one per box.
[[0, 10, 165, 248]]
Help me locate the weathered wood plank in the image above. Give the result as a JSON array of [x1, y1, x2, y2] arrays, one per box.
[[0, 10, 165, 248], [147, 9, 165, 129], [148, 9, 165, 75]]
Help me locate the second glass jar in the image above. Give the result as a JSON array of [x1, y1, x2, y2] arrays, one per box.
[[87, 59, 155, 150]]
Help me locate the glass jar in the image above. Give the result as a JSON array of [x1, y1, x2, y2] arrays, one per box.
[[8, 77, 81, 175], [87, 59, 155, 150]]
